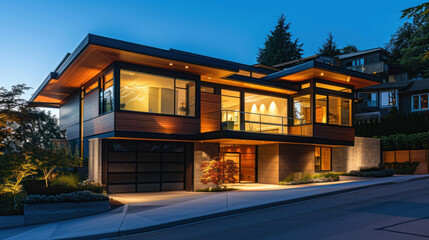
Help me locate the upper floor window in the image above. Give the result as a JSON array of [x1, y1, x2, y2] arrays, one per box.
[[329, 96, 351, 126], [380, 90, 397, 107], [315, 82, 352, 93], [293, 95, 311, 125], [119, 69, 195, 117], [221, 89, 241, 130], [412, 94, 429, 111], [100, 71, 114, 114]]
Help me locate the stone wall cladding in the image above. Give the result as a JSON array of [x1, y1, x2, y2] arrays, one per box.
[[332, 137, 381, 172], [258, 144, 279, 184], [193, 142, 219, 190]]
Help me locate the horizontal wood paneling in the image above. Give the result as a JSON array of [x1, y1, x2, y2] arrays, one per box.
[[313, 124, 354, 142], [59, 91, 79, 130], [201, 93, 221, 132], [83, 112, 115, 137], [288, 125, 313, 137], [66, 124, 79, 140], [83, 88, 99, 121], [115, 111, 200, 135]]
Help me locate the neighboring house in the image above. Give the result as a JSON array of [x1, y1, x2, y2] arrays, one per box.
[[355, 78, 429, 121], [29, 34, 381, 193]]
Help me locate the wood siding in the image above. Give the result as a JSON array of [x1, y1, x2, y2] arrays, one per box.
[[115, 111, 200, 135], [83, 112, 115, 137], [59, 91, 80, 140], [313, 124, 354, 142], [200, 93, 221, 132]]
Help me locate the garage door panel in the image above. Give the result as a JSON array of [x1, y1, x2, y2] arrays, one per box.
[[162, 172, 184, 182], [108, 163, 135, 173], [162, 182, 184, 191], [109, 152, 136, 162], [162, 153, 185, 162], [137, 163, 161, 172], [138, 153, 161, 162], [109, 184, 136, 193], [108, 174, 136, 184], [108, 142, 136, 152], [162, 163, 184, 172], [137, 173, 161, 183], [138, 183, 161, 192]]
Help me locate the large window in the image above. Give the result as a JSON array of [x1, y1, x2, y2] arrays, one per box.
[[244, 93, 287, 133], [329, 96, 351, 126], [221, 89, 240, 130], [412, 93, 429, 111], [119, 69, 195, 116], [358, 92, 377, 107], [100, 71, 114, 114], [293, 95, 311, 125], [380, 90, 397, 107], [315, 95, 327, 123], [315, 147, 331, 171]]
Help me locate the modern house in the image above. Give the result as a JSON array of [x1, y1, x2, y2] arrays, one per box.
[[355, 78, 429, 120], [29, 34, 382, 193]]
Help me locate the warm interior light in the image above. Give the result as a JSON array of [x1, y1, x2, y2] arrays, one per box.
[[320, 73, 324, 76], [169, 63, 173, 66], [347, 77, 351, 82], [185, 66, 189, 69], [208, 77, 211, 79]]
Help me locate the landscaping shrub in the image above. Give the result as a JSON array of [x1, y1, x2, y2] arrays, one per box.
[[25, 191, 108, 204], [196, 187, 236, 192], [359, 166, 385, 172], [279, 172, 346, 185], [347, 169, 395, 177], [52, 172, 80, 186], [384, 162, 419, 174], [380, 132, 429, 151], [23, 180, 105, 196], [0, 192, 25, 215]]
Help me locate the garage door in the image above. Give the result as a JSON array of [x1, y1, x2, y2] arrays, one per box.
[[106, 141, 186, 193]]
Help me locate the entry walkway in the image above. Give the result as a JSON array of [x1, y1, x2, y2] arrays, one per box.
[[1, 175, 428, 240]]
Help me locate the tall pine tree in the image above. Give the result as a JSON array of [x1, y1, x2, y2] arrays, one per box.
[[318, 33, 341, 57], [257, 14, 303, 66]]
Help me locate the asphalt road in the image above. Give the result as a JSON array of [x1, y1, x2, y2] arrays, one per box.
[[116, 178, 429, 240]]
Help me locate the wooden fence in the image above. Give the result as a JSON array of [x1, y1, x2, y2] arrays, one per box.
[[383, 150, 429, 174]]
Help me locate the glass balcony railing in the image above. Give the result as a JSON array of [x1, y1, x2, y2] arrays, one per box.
[[218, 110, 309, 136]]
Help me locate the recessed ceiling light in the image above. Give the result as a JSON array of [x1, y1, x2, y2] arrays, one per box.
[[185, 66, 189, 69], [208, 77, 211, 79], [169, 63, 173, 66], [320, 73, 324, 76]]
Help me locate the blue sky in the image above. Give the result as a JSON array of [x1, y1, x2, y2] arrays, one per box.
[[0, 0, 425, 110]]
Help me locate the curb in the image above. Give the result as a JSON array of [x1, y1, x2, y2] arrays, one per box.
[[113, 176, 429, 238]]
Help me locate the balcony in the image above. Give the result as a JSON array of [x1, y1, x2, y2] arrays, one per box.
[[349, 62, 386, 74], [203, 110, 312, 137]]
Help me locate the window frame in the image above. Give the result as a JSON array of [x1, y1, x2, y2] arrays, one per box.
[[412, 93, 429, 112], [117, 63, 199, 118], [380, 90, 398, 108]]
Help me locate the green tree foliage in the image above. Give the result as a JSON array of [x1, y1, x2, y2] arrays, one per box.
[[318, 33, 341, 57], [257, 14, 303, 66], [386, 2, 429, 78], [0, 84, 64, 153], [341, 44, 359, 54], [0, 152, 37, 194]]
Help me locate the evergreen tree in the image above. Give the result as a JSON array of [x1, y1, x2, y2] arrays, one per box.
[[318, 33, 341, 57], [257, 14, 303, 66], [341, 44, 359, 54]]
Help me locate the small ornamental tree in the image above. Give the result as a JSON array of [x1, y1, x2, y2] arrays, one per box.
[[32, 146, 82, 187], [200, 154, 239, 188], [0, 152, 37, 193]]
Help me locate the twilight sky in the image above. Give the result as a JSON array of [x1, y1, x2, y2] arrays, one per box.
[[0, 0, 425, 112]]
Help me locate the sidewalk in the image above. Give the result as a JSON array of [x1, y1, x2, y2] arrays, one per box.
[[1, 175, 428, 240]]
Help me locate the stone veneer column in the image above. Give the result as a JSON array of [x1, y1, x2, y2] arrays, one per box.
[[332, 137, 381, 172], [193, 142, 219, 190], [88, 138, 102, 183]]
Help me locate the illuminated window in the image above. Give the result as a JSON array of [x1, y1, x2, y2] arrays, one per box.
[[412, 94, 429, 111], [315, 147, 331, 171], [293, 95, 311, 125], [85, 81, 98, 94], [329, 96, 351, 126], [315, 82, 352, 93], [380, 90, 397, 107], [119, 69, 195, 116], [201, 86, 214, 94], [315, 95, 327, 123], [301, 83, 310, 89], [244, 93, 287, 133], [100, 71, 114, 114], [221, 89, 240, 130]]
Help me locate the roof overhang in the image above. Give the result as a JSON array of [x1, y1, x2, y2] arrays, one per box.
[[30, 34, 276, 106], [262, 61, 382, 89]]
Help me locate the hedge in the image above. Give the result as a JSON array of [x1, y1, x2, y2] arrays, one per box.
[[384, 162, 419, 174], [380, 132, 429, 151]]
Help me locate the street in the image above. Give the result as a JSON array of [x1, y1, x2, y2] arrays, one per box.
[[116, 178, 429, 240]]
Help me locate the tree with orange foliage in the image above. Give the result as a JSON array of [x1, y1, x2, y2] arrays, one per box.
[[200, 154, 239, 189]]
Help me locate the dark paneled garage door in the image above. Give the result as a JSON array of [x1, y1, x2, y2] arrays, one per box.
[[106, 141, 186, 193]]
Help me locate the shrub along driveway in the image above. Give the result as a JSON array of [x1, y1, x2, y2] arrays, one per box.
[[0, 175, 428, 240]]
